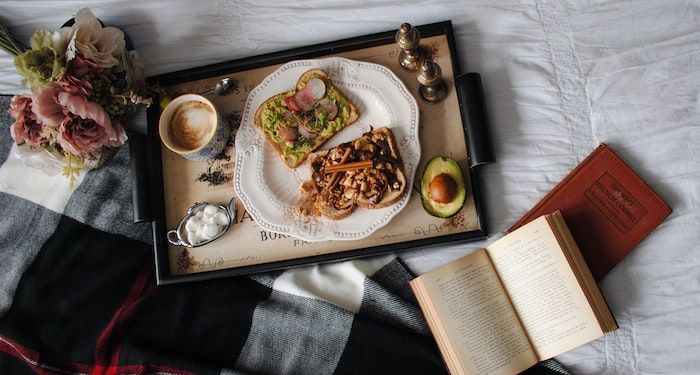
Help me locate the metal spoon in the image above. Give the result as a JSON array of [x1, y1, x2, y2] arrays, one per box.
[[201, 77, 236, 96]]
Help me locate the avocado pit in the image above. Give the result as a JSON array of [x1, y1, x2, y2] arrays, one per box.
[[420, 156, 467, 218], [428, 173, 457, 203]]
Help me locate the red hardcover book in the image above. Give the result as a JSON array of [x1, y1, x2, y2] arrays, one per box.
[[509, 144, 672, 281]]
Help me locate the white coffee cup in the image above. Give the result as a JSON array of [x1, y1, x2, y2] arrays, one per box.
[[158, 94, 229, 161]]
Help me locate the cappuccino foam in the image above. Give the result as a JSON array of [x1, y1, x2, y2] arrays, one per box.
[[169, 100, 215, 150]]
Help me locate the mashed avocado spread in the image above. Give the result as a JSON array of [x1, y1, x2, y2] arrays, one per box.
[[260, 84, 351, 165]]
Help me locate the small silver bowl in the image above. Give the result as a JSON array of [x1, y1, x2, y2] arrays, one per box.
[[167, 198, 236, 248]]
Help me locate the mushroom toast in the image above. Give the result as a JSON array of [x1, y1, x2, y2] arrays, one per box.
[[254, 69, 359, 168], [300, 127, 407, 219]]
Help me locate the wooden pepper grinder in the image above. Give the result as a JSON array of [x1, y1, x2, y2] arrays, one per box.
[[417, 60, 447, 103], [395, 23, 422, 71]]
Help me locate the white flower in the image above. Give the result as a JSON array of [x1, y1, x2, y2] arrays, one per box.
[[51, 28, 73, 58], [53, 8, 125, 69]]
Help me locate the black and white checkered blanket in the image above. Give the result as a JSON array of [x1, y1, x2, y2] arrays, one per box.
[[0, 95, 569, 374]]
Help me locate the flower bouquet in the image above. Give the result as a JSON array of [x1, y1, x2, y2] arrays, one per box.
[[1, 8, 151, 184]]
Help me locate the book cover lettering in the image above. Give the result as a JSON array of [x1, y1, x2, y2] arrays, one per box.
[[509, 144, 671, 280], [584, 172, 648, 234]]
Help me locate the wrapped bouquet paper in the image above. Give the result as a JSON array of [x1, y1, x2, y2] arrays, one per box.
[[2, 8, 151, 185]]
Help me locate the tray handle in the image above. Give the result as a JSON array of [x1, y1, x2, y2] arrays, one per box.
[[455, 73, 495, 169], [128, 130, 153, 223]]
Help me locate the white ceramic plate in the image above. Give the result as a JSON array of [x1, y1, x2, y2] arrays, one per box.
[[234, 57, 420, 242]]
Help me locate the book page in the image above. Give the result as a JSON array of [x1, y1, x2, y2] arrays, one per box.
[[487, 216, 604, 360], [412, 249, 537, 375]]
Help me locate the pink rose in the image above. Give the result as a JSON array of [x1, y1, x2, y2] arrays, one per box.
[[59, 73, 95, 96], [55, 92, 127, 155], [58, 55, 103, 96], [71, 54, 104, 77], [8, 95, 46, 147], [31, 84, 66, 127]]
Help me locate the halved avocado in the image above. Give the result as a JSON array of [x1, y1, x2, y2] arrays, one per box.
[[420, 156, 467, 218]]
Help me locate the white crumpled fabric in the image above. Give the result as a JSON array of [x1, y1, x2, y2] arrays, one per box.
[[0, 1, 698, 374]]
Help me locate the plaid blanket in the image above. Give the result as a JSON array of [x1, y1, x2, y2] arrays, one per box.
[[0, 95, 568, 375]]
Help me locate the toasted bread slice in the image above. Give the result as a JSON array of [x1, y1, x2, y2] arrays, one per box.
[[299, 177, 355, 220], [253, 68, 360, 169], [354, 128, 407, 209], [301, 127, 406, 220], [316, 193, 356, 220]]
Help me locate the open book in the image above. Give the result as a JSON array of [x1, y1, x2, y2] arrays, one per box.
[[410, 212, 617, 375]]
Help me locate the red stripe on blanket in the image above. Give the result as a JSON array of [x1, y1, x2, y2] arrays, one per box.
[[0, 335, 94, 374], [93, 262, 155, 374], [0, 261, 196, 375], [0, 335, 195, 375]]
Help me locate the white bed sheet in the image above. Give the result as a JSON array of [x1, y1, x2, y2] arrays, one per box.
[[0, 1, 698, 373]]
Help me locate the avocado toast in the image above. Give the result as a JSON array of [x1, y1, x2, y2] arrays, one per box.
[[254, 69, 359, 168]]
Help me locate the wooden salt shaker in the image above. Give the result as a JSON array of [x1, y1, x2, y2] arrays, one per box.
[[395, 23, 422, 71], [417, 60, 447, 103]]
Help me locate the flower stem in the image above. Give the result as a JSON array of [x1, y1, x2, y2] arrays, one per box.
[[0, 18, 28, 56]]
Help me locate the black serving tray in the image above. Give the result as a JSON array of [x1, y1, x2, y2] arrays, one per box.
[[134, 21, 494, 285]]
